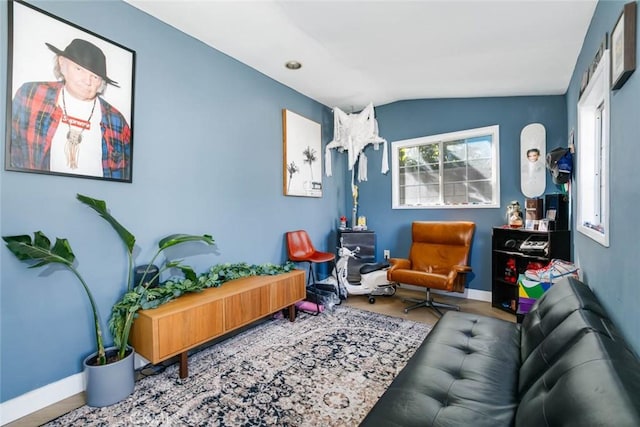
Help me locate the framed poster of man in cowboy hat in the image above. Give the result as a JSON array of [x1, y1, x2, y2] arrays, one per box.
[[5, 0, 135, 182]]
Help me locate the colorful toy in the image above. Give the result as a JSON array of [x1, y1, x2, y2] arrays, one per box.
[[518, 274, 552, 299]]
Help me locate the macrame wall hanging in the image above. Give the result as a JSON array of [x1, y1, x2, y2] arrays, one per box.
[[325, 102, 388, 185], [325, 102, 388, 227]]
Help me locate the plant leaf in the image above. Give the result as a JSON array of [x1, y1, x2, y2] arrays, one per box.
[[33, 231, 51, 250], [3, 233, 75, 266], [3, 234, 35, 260], [158, 234, 215, 251], [76, 194, 136, 253], [3, 230, 106, 362], [164, 260, 183, 269], [175, 265, 197, 282], [51, 237, 75, 260]]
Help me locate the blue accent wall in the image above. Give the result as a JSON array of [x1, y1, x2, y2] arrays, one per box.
[[0, 1, 344, 402], [2, 0, 639, 406], [565, 0, 640, 353], [353, 96, 567, 293]]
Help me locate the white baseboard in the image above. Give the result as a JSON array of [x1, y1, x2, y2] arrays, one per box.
[[400, 284, 492, 302], [0, 354, 149, 425], [0, 373, 84, 425]]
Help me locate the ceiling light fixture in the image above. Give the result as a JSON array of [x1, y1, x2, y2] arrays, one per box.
[[285, 60, 302, 70]]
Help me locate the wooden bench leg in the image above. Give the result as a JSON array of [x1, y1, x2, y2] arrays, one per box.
[[288, 304, 296, 322], [179, 352, 188, 378]]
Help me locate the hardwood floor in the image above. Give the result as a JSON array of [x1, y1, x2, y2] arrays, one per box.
[[5, 394, 86, 427], [6, 286, 514, 426], [345, 285, 515, 325]]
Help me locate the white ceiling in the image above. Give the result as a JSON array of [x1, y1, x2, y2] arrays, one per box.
[[124, 0, 597, 112]]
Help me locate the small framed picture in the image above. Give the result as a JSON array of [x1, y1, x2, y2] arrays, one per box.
[[538, 219, 549, 232], [579, 69, 589, 98], [611, 1, 637, 90], [525, 219, 539, 231]]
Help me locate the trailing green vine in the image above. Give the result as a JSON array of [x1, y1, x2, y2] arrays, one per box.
[[109, 261, 296, 346]]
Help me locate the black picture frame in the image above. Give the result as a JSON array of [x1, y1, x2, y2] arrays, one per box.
[[5, 0, 136, 182], [611, 1, 637, 90]]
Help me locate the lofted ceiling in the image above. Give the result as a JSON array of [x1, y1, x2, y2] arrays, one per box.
[[124, 0, 597, 112]]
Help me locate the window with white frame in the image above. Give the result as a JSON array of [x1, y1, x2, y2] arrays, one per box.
[[391, 125, 500, 209], [577, 50, 610, 247]]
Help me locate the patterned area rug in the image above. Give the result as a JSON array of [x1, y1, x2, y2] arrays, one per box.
[[47, 306, 431, 426]]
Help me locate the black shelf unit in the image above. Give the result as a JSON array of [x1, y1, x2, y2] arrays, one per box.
[[491, 227, 571, 314]]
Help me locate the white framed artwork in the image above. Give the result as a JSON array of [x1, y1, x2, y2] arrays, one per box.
[[282, 109, 322, 197]]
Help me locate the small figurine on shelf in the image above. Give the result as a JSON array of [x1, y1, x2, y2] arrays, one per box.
[[356, 215, 367, 230], [506, 201, 523, 228], [504, 257, 517, 283], [339, 216, 347, 230]]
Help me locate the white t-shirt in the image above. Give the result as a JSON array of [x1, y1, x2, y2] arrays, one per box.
[[527, 159, 543, 178], [50, 89, 103, 177]]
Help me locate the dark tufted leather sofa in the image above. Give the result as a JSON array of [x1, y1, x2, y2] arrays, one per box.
[[360, 277, 640, 426]]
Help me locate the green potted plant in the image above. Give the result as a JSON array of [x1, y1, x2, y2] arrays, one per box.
[[3, 194, 214, 407]]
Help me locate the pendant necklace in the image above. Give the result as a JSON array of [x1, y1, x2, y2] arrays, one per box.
[[62, 88, 96, 169]]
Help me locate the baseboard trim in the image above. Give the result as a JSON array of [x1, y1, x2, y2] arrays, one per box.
[[0, 354, 149, 425], [0, 373, 84, 425], [400, 284, 492, 302]]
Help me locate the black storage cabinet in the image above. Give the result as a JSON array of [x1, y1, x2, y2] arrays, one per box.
[[491, 226, 571, 314]]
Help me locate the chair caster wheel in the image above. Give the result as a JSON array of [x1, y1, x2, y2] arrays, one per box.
[[368, 297, 376, 304]]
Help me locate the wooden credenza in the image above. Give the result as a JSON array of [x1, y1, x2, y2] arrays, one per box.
[[129, 270, 305, 377]]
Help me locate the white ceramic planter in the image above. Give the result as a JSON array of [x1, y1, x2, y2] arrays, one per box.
[[83, 346, 135, 407]]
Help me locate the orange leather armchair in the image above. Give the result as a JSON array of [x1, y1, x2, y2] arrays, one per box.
[[387, 221, 475, 315]]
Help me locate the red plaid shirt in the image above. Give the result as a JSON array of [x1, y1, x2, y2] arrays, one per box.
[[10, 81, 131, 180]]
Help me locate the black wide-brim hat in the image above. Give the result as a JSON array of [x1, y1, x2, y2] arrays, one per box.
[[46, 38, 119, 87]]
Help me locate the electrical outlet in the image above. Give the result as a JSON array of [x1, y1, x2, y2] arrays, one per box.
[[383, 249, 390, 260]]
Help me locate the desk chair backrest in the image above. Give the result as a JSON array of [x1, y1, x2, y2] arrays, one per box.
[[286, 230, 316, 261]]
